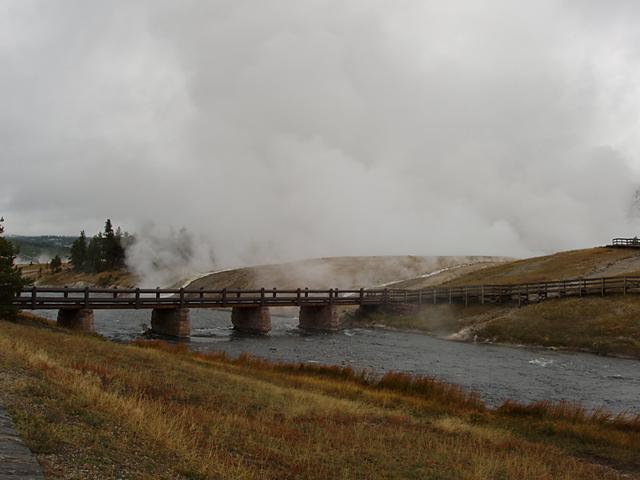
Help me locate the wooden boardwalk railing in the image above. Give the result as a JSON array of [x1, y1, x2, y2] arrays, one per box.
[[610, 238, 640, 248], [7, 275, 640, 310]]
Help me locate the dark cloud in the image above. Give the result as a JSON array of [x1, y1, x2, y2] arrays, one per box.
[[1, 0, 640, 270]]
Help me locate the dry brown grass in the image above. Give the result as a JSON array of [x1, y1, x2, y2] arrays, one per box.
[[18, 262, 137, 288], [476, 295, 640, 357], [446, 247, 640, 286], [0, 319, 638, 479]]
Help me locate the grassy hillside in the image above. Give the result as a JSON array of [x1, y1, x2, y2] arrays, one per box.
[[351, 297, 640, 358], [188, 255, 510, 290], [446, 247, 640, 286], [351, 247, 640, 358], [0, 318, 638, 479]]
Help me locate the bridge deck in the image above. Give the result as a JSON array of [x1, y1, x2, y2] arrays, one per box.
[[10, 275, 640, 310]]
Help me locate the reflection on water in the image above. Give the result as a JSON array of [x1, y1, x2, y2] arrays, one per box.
[[37, 308, 640, 413]]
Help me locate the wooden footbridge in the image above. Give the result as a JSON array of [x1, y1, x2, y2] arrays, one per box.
[[7, 275, 640, 337]]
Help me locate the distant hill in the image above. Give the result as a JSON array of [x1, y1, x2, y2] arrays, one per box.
[[8, 235, 76, 263], [186, 255, 511, 290]]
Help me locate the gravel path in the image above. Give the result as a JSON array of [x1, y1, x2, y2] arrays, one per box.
[[0, 405, 43, 479]]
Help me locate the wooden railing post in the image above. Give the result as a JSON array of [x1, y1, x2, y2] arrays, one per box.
[[222, 288, 228, 306], [200, 287, 204, 300], [179, 287, 185, 307], [134, 288, 140, 309], [156, 287, 160, 299], [273, 288, 277, 298], [63, 286, 69, 299], [31, 286, 36, 309], [260, 288, 265, 305], [297, 288, 302, 305], [383, 288, 389, 305], [359, 288, 364, 305], [85, 286, 90, 308]]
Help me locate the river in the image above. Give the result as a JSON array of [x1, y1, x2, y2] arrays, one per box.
[[37, 308, 640, 414]]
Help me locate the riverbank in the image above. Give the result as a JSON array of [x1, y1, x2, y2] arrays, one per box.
[[0, 317, 638, 479], [349, 295, 640, 359], [353, 247, 640, 358]]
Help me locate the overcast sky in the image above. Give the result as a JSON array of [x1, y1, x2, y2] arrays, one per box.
[[2, 0, 640, 268]]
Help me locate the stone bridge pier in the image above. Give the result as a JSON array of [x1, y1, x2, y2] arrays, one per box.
[[57, 309, 95, 332], [298, 305, 341, 331], [231, 306, 271, 333], [151, 308, 191, 338]]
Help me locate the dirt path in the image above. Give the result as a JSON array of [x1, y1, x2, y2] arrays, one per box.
[[0, 405, 43, 479]]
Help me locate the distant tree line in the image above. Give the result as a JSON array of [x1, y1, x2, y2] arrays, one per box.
[[70, 219, 133, 273]]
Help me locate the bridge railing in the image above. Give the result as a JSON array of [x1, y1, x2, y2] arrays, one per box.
[[611, 238, 640, 247], [11, 275, 640, 310]]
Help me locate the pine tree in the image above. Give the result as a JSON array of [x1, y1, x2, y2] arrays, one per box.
[[70, 230, 88, 271], [49, 255, 62, 273], [86, 235, 103, 273], [0, 217, 27, 319]]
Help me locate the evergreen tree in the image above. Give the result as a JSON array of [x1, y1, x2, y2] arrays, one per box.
[[113, 226, 125, 268], [0, 217, 27, 319], [71, 219, 129, 274], [70, 230, 88, 271], [86, 235, 103, 273], [102, 219, 125, 270], [49, 255, 62, 273]]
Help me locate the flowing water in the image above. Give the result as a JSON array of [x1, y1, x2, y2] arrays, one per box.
[[38, 308, 640, 413]]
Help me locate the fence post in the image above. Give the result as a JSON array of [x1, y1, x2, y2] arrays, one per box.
[[31, 286, 36, 309], [180, 287, 185, 307], [384, 288, 389, 305], [134, 288, 139, 309], [260, 288, 265, 305], [297, 288, 302, 305]]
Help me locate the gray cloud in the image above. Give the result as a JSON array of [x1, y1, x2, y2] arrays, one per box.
[[2, 0, 640, 270]]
